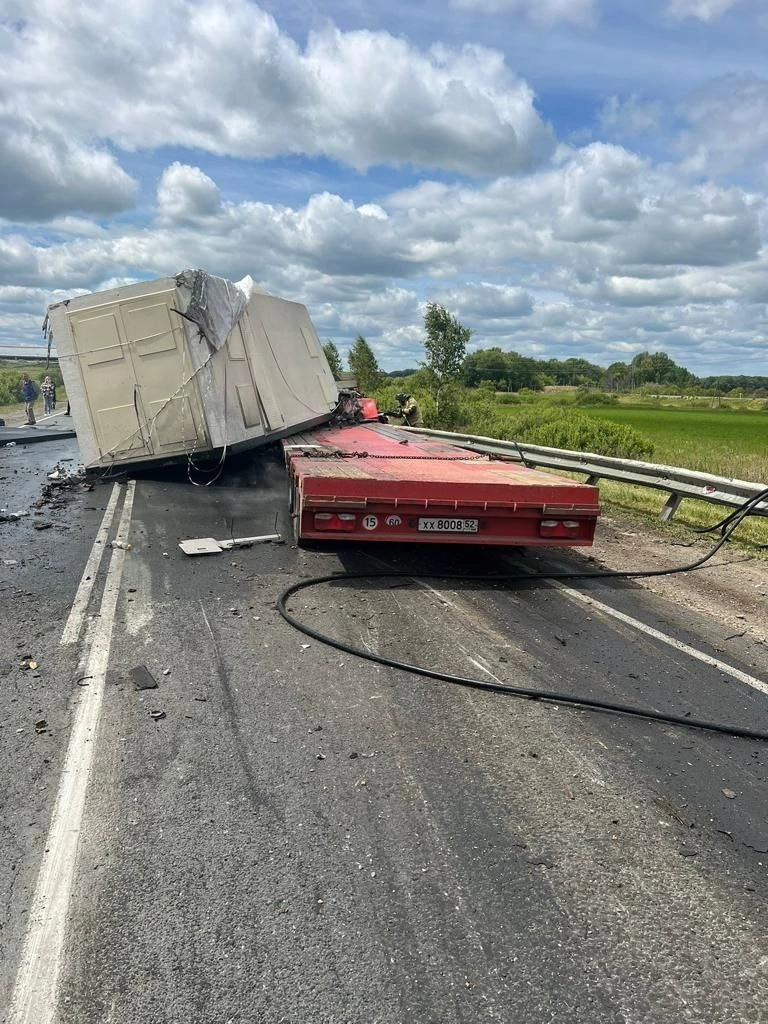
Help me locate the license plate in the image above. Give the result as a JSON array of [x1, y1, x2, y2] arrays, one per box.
[[418, 517, 479, 534]]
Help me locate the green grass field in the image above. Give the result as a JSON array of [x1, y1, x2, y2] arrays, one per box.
[[495, 397, 768, 552], [580, 406, 768, 482], [565, 405, 768, 551]]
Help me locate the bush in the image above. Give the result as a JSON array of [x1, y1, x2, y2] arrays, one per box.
[[573, 389, 618, 407], [370, 384, 655, 460], [498, 406, 654, 459], [0, 369, 25, 405]]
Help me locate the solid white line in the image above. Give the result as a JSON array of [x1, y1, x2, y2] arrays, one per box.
[[60, 484, 122, 645], [552, 580, 768, 697], [8, 481, 136, 1024]]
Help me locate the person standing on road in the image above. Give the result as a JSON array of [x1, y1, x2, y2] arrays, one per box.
[[41, 375, 55, 415], [20, 373, 38, 425]]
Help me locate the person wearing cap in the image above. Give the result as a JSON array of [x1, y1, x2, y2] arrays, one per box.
[[394, 392, 423, 427]]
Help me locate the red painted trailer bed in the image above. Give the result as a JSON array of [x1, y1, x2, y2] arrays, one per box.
[[283, 421, 600, 547]]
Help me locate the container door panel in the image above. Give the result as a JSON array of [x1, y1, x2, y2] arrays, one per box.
[[120, 293, 207, 453], [67, 307, 152, 458], [225, 322, 264, 432], [237, 313, 285, 431], [145, 396, 200, 450]]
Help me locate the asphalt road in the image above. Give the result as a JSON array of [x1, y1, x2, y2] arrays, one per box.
[[1, 437, 767, 1023]]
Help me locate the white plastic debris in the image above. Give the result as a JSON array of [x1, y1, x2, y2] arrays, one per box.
[[179, 534, 281, 555]]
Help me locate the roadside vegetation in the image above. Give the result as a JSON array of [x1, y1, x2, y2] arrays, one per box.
[[0, 359, 65, 416], [328, 305, 768, 554]]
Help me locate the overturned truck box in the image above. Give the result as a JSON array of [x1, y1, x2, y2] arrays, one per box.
[[45, 270, 338, 471]]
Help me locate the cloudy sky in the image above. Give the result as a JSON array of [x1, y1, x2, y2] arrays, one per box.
[[1, 0, 766, 375]]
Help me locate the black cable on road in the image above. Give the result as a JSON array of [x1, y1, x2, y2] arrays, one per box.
[[276, 485, 768, 743]]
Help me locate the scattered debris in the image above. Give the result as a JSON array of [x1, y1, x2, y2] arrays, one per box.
[[149, 710, 166, 721], [39, 464, 90, 503], [722, 788, 737, 800], [20, 655, 38, 671], [34, 719, 48, 734], [129, 665, 158, 691], [178, 533, 282, 555], [0, 509, 29, 522], [111, 539, 132, 550]]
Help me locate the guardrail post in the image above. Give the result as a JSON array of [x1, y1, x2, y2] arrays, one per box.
[[660, 493, 683, 521], [585, 474, 600, 486]]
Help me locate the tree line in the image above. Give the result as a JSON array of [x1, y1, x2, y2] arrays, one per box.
[[323, 313, 768, 398]]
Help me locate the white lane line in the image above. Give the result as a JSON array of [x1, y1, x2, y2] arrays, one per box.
[[60, 483, 122, 645], [8, 481, 136, 1024], [552, 580, 768, 697]]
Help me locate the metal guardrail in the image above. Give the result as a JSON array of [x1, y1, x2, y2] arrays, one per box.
[[405, 427, 768, 521]]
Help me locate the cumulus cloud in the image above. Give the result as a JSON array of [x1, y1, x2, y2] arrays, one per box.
[[677, 74, 768, 181], [156, 163, 223, 224], [20, 139, 762, 301], [1, 0, 554, 181], [432, 282, 533, 319], [0, 116, 137, 223], [1, 124, 765, 375], [665, 0, 742, 21], [449, 0, 597, 27]]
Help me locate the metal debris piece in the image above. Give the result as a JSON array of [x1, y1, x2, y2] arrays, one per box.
[[149, 710, 166, 721], [179, 533, 281, 555], [129, 665, 158, 691]]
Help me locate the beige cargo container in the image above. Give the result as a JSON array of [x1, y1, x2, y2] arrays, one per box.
[[45, 270, 338, 471]]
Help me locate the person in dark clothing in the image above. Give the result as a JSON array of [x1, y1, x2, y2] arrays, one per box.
[[20, 374, 38, 425]]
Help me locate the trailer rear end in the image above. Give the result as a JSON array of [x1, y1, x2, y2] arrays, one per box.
[[284, 420, 600, 547]]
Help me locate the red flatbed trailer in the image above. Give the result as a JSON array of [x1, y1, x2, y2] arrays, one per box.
[[283, 420, 600, 547]]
